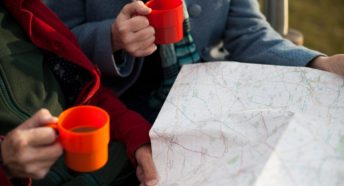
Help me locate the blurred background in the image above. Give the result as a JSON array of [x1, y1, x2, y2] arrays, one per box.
[[289, 0, 343, 55]]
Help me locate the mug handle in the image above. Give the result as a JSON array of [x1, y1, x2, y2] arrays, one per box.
[[45, 122, 60, 140], [46, 122, 58, 129]]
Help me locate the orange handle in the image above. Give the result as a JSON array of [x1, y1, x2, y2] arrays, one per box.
[[46, 122, 58, 130], [45, 122, 60, 143]]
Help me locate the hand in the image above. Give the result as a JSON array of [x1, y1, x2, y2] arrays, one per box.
[[1, 109, 63, 179], [135, 144, 159, 186], [308, 54, 344, 75], [111, 1, 157, 57]]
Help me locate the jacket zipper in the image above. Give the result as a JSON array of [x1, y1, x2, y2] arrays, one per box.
[[0, 69, 30, 121]]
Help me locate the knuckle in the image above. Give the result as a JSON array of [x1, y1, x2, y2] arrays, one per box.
[[135, 16, 149, 27], [23, 164, 35, 175], [142, 39, 155, 49], [123, 3, 132, 10], [146, 49, 156, 56], [147, 47, 156, 55], [46, 128, 57, 139], [117, 24, 128, 34], [133, 1, 142, 7], [11, 132, 28, 149], [147, 36, 156, 44], [37, 108, 49, 115], [142, 18, 150, 27], [148, 26, 155, 35], [54, 144, 64, 157], [126, 45, 137, 54], [122, 35, 132, 44], [139, 29, 154, 40]]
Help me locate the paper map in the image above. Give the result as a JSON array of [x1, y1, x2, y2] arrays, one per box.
[[150, 62, 344, 186]]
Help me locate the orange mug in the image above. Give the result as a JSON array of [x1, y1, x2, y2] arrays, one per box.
[[49, 105, 110, 172], [146, 0, 184, 44]]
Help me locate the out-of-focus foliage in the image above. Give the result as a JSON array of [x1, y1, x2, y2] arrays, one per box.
[[260, 0, 343, 55], [289, 0, 344, 55]]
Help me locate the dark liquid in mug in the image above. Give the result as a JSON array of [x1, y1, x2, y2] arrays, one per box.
[[70, 126, 98, 133]]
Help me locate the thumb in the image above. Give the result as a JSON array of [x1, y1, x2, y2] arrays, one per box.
[[18, 108, 58, 130], [119, 1, 151, 20]]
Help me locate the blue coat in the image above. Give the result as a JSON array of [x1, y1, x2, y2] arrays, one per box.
[[46, 0, 322, 94]]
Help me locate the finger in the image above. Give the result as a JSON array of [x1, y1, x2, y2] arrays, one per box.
[[25, 127, 58, 146], [128, 35, 155, 53], [126, 36, 156, 57], [28, 143, 63, 162], [20, 143, 63, 165], [18, 109, 58, 130], [124, 28, 155, 48], [131, 25, 155, 43], [22, 160, 56, 179], [6, 144, 61, 179], [118, 1, 151, 21], [137, 150, 159, 186], [127, 16, 150, 32], [30, 168, 50, 180], [131, 1, 152, 16], [136, 165, 145, 182], [133, 44, 157, 57], [142, 161, 159, 186]]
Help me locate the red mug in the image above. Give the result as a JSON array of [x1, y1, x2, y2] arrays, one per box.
[[146, 0, 184, 44]]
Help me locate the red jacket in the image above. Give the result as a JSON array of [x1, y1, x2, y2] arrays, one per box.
[[1, 0, 151, 185]]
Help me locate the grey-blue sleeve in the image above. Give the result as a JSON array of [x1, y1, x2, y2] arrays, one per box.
[[224, 0, 323, 66], [45, 0, 135, 77]]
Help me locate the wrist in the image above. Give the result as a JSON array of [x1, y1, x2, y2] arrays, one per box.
[[111, 22, 121, 52], [111, 39, 121, 53], [308, 56, 330, 71]]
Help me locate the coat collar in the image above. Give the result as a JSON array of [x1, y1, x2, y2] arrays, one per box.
[[3, 0, 101, 104]]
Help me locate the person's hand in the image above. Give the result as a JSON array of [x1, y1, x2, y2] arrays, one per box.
[[111, 1, 157, 57], [308, 54, 344, 75], [1, 109, 63, 179], [135, 144, 159, 186]]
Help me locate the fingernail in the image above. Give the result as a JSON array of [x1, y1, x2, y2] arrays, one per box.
[[146, 179, 158, 186]]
